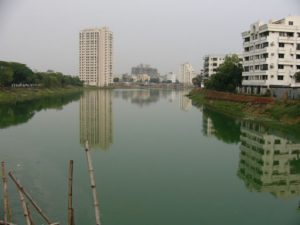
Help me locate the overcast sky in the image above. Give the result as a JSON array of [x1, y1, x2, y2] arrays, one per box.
[[0, 0, 299, 75]]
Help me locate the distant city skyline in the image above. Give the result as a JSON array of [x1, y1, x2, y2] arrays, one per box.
[[0, 0, 299, 75]]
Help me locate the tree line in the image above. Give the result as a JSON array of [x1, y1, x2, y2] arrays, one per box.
[[0, 61, 83, 88]]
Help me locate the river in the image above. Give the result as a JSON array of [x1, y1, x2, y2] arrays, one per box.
[[0, 89, 300, 225]]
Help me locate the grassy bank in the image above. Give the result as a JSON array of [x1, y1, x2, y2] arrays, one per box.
[[0, 86, 84, 104], [188, 89, 300, 125]]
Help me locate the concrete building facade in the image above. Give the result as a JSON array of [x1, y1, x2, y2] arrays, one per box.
[[180, 63, 196, 85], [203, 55, 226, 77], [79, 27, 113, 87], [241, 16, 300, 94]]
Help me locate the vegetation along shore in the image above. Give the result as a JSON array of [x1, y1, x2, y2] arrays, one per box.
[[188, 88, 300, 125], [0, 61, 83, 104]]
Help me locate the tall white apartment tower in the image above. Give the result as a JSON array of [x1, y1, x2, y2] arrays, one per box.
[[241, 16, 300, 94], [79, 27, 113, 87], [180, 63, 196, 85]]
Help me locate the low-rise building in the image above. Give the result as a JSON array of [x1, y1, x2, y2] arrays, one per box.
[[203, 54, 242, 78], [241, 16, 300, 95]]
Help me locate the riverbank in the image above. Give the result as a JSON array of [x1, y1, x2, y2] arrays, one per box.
[[188, 89, 300, 125], [0, 87, 84, 104]]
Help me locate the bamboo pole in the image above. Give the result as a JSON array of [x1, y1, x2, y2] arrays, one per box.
[[68, 160, 74, 225], [8, 171, 57, 225], [17, 187, 31, 225], [84, 141, 101, 225], [1, 162, 9, 225], [26, 203, 35, 225]]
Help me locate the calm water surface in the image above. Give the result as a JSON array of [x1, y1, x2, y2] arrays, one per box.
[[0, 89, 300, 225]]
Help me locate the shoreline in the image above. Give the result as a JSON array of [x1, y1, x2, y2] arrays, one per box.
[[0, 87, 84, 104], [188, 88, 300, 125]]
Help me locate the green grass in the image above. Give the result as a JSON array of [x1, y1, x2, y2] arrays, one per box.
[[0, 87, 84, 104]]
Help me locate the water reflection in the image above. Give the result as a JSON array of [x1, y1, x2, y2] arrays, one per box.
[[0, 91, 82, 129], [80, 90, 113, 150], [114, 89, 177, 107], [238, 120, 300, 199], [201, 108, 300, 199], [202, 106, 240, 144], [179, 89, 192, 111]]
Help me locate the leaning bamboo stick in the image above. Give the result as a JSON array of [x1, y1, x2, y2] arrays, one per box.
[[8, 171, 57, 225], [1, 162, 9, 225], [68, 160, 74, 225], [84, 141, 101, 225], [26, 203, 35, 225], [17, 186, 31, 225]]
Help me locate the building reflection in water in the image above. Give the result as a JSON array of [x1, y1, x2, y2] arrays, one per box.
[[114, 89, 175, 107], [238, 120, 300, 199], [179, 89, 192, 112], [80, 90, 113, 150]]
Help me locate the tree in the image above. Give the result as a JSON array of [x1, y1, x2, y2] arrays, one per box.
[[205, 54, 243, 92], [192, 75, 202, 87], [0, 65, 13, 86], [9, 62, 34, 84], [150, 77, 160, 83], [113, 77, 120, 82], [294, 72, 300, 82]]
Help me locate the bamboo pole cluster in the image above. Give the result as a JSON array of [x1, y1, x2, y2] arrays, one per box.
[[1, 141, 102, 225]]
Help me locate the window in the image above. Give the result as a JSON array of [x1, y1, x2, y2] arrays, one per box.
[[244, 37, 250, 42], [244, 66, 249, 72], [278, 75, 284, 80], [297, 44, 300, 50], [245, 57, 249, 61], [297, 65, 300, 70], [297, 55, 300, 59], [261, 42, 269, 48], [260, 64, 268, 71], [289, 21, 294, 26], [279, 54, 284, 58], [275, 139, 281, 144], [278, 65, 284, 69], [287, 32, 294, 37], [279, 43, 285, 48], [255, 65, 260, 70]]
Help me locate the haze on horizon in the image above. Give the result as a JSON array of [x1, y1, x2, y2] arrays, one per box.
[[0, 0, 299, 76]]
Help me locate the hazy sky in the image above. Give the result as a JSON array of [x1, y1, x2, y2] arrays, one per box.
[[0, 0, 299, 76]]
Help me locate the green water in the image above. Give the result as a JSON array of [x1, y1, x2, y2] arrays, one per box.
[[0, 89, 300, 225]]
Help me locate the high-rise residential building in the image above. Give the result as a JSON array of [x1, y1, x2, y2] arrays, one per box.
[[241, 16, 300, 95], [180, 63, 196, 85], [79, 27, 113, 87]]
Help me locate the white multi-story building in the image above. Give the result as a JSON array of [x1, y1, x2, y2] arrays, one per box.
[[79, 27, 113, 87], [203, 54, 242, 77], [203, 55, 226, 77], [241, 16, 300, 94], [180, 63, 196, 85]]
